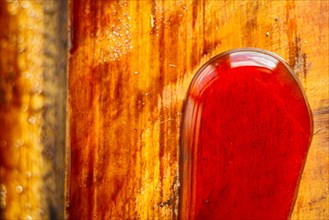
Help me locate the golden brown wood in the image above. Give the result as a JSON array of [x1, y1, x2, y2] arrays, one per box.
[[67, 0, 328, 219], [0, 0, 67, 219]]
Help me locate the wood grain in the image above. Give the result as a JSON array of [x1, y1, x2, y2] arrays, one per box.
[[0, 0, 67, 219], [67, 0, 328, 219]]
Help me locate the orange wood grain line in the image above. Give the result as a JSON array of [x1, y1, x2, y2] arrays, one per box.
[[66, 0, 328, 219]]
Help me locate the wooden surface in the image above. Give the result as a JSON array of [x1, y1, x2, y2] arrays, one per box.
[[68, 0, 328, 219], [0, 0, 67, 219], [0, 0, 328, 219]]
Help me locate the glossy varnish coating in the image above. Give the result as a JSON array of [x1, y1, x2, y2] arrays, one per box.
[[179, 50, 312, 219], [67, 1, 328, 219]]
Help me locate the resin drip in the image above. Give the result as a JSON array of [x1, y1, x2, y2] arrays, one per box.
[[179, 49, 312, 220]]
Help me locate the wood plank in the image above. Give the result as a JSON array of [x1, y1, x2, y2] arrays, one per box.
[[67, 0, 328, 219], [0, 0, 67, 219]]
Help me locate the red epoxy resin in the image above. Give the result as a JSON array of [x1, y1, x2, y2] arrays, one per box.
[[179, 49, 312, 220]]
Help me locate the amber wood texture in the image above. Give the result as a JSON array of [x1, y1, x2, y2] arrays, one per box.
[[0, 0, 67, 219], [67, 0, 329, 219]]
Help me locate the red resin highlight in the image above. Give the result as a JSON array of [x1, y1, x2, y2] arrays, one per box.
[[179, 49, 312, 220]]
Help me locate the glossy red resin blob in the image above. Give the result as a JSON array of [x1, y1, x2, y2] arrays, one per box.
[[179, 49, 312, 220]]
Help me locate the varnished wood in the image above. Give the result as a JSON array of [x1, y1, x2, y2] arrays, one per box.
[[67, 0, 328, 219]]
